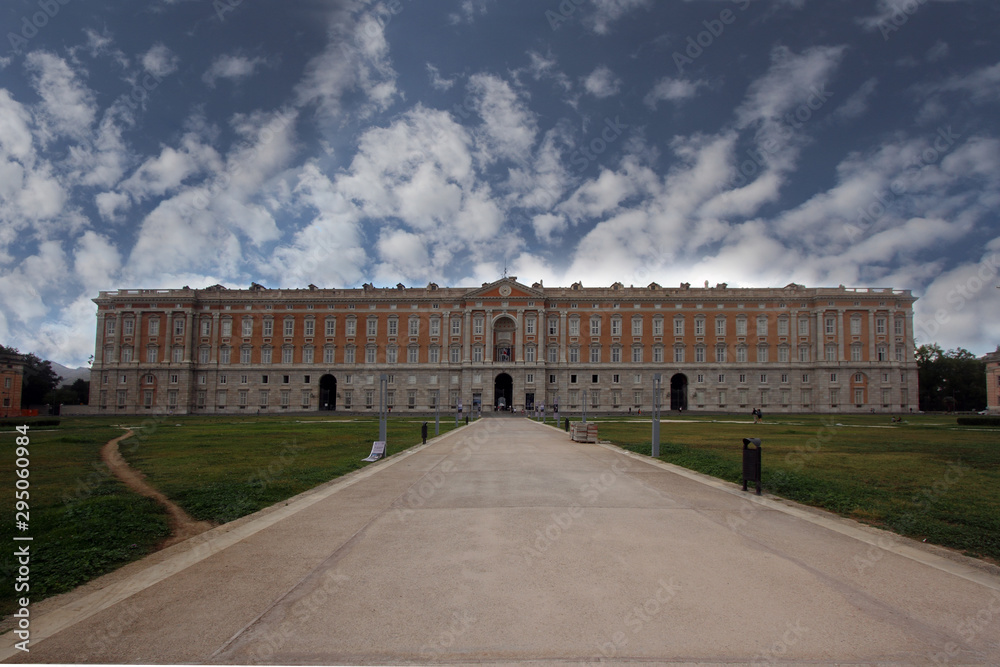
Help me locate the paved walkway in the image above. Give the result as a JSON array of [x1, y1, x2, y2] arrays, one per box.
[[5, 418, 1000, 664]]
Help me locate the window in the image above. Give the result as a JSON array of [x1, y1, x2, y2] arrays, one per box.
[[302, 347, 314, 364], [894, 318, 904, 336], [365, 390, 375, 409], [695, 346, 706, 363], [388, 319, 398, 336], [736, 347, 747, 363], [259, 390, 269, 407], [825, 344, 837, 361], [199, 319, 210, 337], [172, 347, 184, 363], [450, 347, 461, 363], [876, 317, 887, 335], [549, 318, 559, 336], [736, 317, 747, 336], [851, 345, 862, 362], [798, 318, 809, 336], [825, 316, 836, 335], [408, 347, 419, 363], [877, 345, 888, 361], [259, 348, 271, 364], [590, 347, 601, 363], [590, 317, 601, 336], [611, 318, 621, 336], [798, 346, 810, 362], [430, 318, 441, 336], [760, 374, 768, 384], [569, 318, 580, 336], [346, 318, 357, 336], [472, 346, 483, 362], [366, 347, 377, 364], [653, 346, 664, 363], [632, 318, 643, 336], [739, 374, 747, 384], [242, 319, 253, 337], [525, 346, 536, 362], [263, 319, 274, 337], [674, 347, 685, 363], [282, 348, 293, 364], [146, 346, 158, 363], [408, 318, 419, 336], [756, 315, 768, 336], [408, 389, 416, 409], [198, 347, 210, 364], [106, 318, 117, 336], [343, 390, 352, 409], [473, 317, 484, 335], [122, 346, 133, 363], [174, 318, 184, 336], [124, 319, 135, 336], [653, 318, 664, 336], [387, 347, 398, 364], [429, 347, 440, 363], [715, 317, 726, 336], [548, 346, 558, 363], [611, 347, 622, 363], [850, 317, 862, 335], [830, 388, 840, 407], [167, 390, 178, 407], [569, 347, 580, 363], [895, 346, 904, 362], [718, 374, 726, 383], [777, 318, 789, 336], [715, 346, 727, 363], [830, 372, 838, 383], [149, 318, 160, 336], [673, 317, 684, 336], [632, 347, 643, 363], [344, 347, 355, 364], [757, 347, 768, 363], [777, 346, 789, 363], [694, 318, 705, 336], [451, 319, 461, 336], [368, 318, 378, 336]]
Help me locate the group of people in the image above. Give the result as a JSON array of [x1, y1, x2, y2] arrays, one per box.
[[752, 407, 764, 423]]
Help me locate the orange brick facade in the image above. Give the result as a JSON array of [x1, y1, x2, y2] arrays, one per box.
[[89, 279, 919, 415], [1, 352, 25, 418]]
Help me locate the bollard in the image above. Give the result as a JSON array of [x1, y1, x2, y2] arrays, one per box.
[[421, 422, 428, 444], [564, 418, 569, 431]]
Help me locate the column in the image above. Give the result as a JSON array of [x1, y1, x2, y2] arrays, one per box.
[[837, 308, 845, 361], [516, 309, 524, 363], [559, 310, 567, 364], [868, 309, 876, 363], [134, 312, 143, 366], [95, 312, 106, 365], [486, 309, 494, 362], [463, 309, 471, 363]]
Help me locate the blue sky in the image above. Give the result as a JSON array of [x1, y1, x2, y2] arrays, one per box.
[[1, 0, 999, 367]]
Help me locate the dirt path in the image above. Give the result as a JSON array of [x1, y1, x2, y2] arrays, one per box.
[[101, 430, 215, 548]]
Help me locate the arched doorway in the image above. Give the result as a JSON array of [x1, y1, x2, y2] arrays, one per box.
[[670, 373, 688, 411], [494, 373, 513, 411], [319, 374, 337, 411]]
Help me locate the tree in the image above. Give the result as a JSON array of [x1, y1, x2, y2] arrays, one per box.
[[916, 344, 987, 412], [70, 378, 90, 405], [0, 345, 62, 407]]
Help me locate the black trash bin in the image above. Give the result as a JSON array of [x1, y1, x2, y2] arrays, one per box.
[[742, 438, 762, 495], [564, 418, 569, 431]]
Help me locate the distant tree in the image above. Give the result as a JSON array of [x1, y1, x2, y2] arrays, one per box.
[[1, 344, 63, 407], [70, 378, 90, 405], [916, 344, 987, 412]]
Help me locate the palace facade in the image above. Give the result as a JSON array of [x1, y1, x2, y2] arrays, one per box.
[[89, 278, 919, 415]]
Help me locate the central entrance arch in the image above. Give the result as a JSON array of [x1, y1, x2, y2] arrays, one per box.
[[670, 373, 688, 411], [494, 373, 513, 411], [319, 374, 337, 411]]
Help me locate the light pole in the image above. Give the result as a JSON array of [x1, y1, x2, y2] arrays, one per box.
[[652, 373, 661, 457], [435, 391, 440, 435], [378, 374, 388, 445]]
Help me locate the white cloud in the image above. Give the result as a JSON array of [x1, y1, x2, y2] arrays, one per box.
[[119, 133, 222, 200], [141, 44, 179, 78], [736, 45, 846, 128], [468, 73, 538, 164], [583, 66, 621, 98], [202, 54, 265, 87], [25, 52, 97, 144], [426, 63, 456, 91], [644, 77, 706, 108], [531, 213, 568, 243], [587, 0, 652, 34], [73, 231, 123, 292]]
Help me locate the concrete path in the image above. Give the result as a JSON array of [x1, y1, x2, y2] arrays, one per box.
[[5, 418, 1000, 664]]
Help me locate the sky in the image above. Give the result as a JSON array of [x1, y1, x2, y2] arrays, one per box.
[[1, 0, 999, 368]]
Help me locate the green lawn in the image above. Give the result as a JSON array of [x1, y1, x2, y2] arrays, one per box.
[[590, 413, 1000, 562], [0, 414, 455, 617]]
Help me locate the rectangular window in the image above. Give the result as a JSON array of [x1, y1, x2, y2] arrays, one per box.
[[283, 320, 294, 337], [302, 347, 314, 364], [777, 319, 789, 336], [549, 319, 559, 336], [146, 346, 159, 364], [590, 318, 601, 336], [894, 319, 904, 336], [778, 347, 789, 363], [366, 347, 377, 364], [200, 319, 210, 337], [850, 318, 862, 335], [342, 390, 351, 409], [653, 318, 664, 336], [799, 318, 809, 336], [736, 318, 747, 336], [474, 318, 484, 335], [695, 318, 705, 336], [673, 318, 684, 336], [408, 389, 416, 409], [674, 347, 685, 363], [548, 346, 558, 363], [430, 318, 441, 336], [408, 318, 419, 336], [198, 348, 209, 364], [876, 317, 886, 335], [757, 347, 768, 363], [150, 318, 160, 336], [825, 316, 836, 335], [851, 346, 862, 361], [259, 390, 269, 407], [653, 346, 663, 363], [263, 320, 274, 337], [798, 346, 809, 362], [282, 348, 293, 364], [611, 347, 622, 363], [590, 347, 601, 363], [569, 347, 579, 363], [756, 316, 768, 336], [472, 347, 483, 362], [167, 390, 178, 407], [365, 390, 374, 409], [388, 319, 398, 336], [368, 319, 378, 336], [451, 319, 461, 336], [106, 318, 117, 336], [261, 348, 272, 364], [632, 347, 643, 363], [387, 347, 399, 364], [716, 347, 727, 363], [526, 317, 536, 335], [172, 347, 184, 363], [346, 319, 357, 336], [429, 347, 440, 363], [736, 347, 747, 363], [611, 319, 621, 336], [121, 346, 133, 363], [450, 347, 461, 363], [525, 346, 536, 362], [715, 317, 726, 336], [174, 319, 184, 336], [695, 346, 706, 363], [825, 344, 837, 362], [345, 347, 355, 364], [124, 319, 135, 336], [242, 319, 253, 337], [632, 319, 642, 336], [408, 347, 419, 363]]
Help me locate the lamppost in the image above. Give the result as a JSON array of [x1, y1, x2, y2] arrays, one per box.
[[435, 391, 440, 435], [652, 373, 662, 457], [378, 374, 388, 446]]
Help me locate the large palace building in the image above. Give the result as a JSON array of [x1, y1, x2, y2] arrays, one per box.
[[89, 278, 919, 415]]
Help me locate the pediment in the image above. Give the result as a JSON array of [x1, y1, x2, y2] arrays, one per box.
[[464, 278, 544, 300]]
